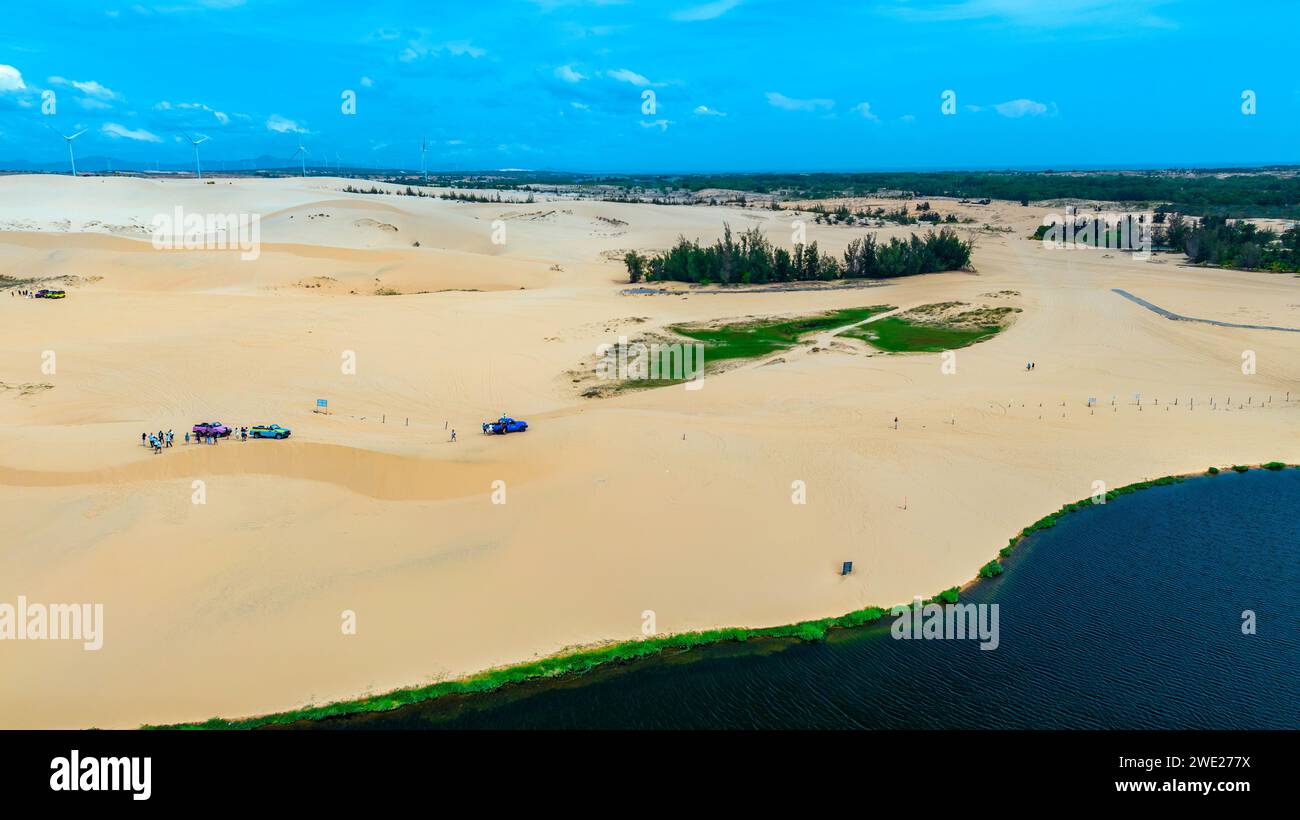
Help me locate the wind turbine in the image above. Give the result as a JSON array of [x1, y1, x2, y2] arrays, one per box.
[[420, 138, 427, 183], [291, 140, 308, 177], [182, 132, 210, 179], [44, 123, 87, 176]]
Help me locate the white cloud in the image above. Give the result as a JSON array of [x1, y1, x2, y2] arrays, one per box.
[[608, 68, 652, 86], [49, 76, 119, 100], [555, 64, 587, 83], [851, 102, 880, 121], [360, 76, 374, 88], [102, 122, 162, 142], [267, 114, 307, 133], [131, 0, 248, 11], [994, 98, 1049, 118], [443, 40, 485, 57], [399, 38, 485, 63], [639, 119, 671, 131], [766, 92, 833, 112], [672, 0, 743, 21], [570, 101, 590, 110], [693, 105, 726, 117], [884, 0, 1174, 29], [156, 100, 230, 125], [0, 64, 25, 92]]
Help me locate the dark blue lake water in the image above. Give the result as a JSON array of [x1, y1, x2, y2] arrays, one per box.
[[302, 469, 1300, 729]]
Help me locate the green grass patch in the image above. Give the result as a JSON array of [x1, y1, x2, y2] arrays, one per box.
[[841, 303, 1018, 353], [589, 305, 896, 395], [670, 304, 895, 364], [854, 317, 1003, 352]]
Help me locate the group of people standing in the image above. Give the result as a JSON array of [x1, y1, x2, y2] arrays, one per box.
[[140, 426, 253, 453], [142, 430, 175, 453]]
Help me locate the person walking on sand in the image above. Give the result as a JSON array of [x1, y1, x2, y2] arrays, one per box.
[[184, 431, 190, 445], [141, 432, 147, 447], [450, 429, 457, 443], [894, 416, 899, 430]]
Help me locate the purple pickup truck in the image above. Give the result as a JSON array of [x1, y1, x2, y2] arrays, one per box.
[[192, 421, 232, 438]]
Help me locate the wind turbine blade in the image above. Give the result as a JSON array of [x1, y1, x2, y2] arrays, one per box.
[[68, 130, 87, 141], [43, 121, 67, 140], [195, 136, 209, 145]]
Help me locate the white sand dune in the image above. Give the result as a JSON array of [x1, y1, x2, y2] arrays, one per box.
[[1, 175, 1297, 728]]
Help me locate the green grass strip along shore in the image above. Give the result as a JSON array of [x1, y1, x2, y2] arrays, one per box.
[[149, 461, 1294, 730]]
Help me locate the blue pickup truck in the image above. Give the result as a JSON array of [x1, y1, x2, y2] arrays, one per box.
[[483, 416, 528, 435]]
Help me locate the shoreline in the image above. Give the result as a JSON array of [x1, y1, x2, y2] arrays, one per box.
[[148, 461, 1294, 730]]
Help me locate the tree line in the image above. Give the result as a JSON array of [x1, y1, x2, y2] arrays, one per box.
[[623, 225, 973, 285], [464, 170, 1300, 219], [1165, 215, 1300, 272]]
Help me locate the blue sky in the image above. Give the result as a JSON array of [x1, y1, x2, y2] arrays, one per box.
[[1, 0, 1297, 172]]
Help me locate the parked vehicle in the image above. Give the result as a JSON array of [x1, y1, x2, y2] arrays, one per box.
[[192, 421, 232, 438], [250, 424, 291, 439], [482, 416, 528, 435], [43, 290, 66, 299]]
